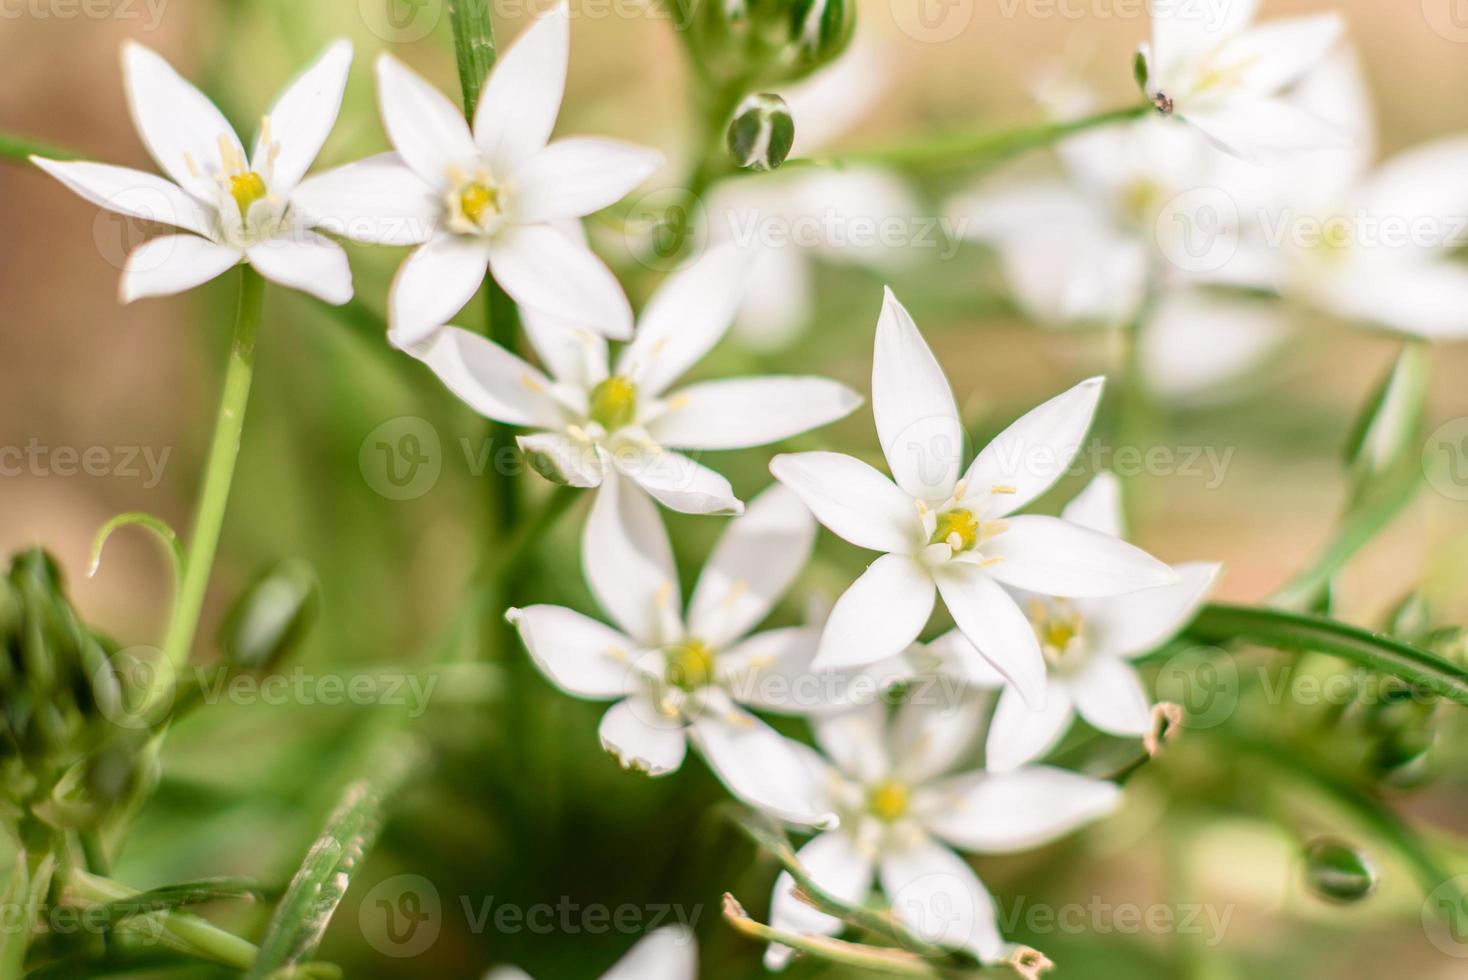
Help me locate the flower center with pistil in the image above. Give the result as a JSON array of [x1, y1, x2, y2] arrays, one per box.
[[589, 376, 638, 432], [930, 508, 980, 552], [1031, 599, 1087, 671], [868, 780, 910, 822], [446, 169, 503, 235], [459, 182, 498, 225], [229, 171, 269, 218], [664, 638, 715, 692]]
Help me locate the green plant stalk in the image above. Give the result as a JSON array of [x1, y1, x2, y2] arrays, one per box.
[[1184, 603, 1468, 706], [0, 132, 74, 162], [159, 267, 266, 676], [65, 870, 257, 970]]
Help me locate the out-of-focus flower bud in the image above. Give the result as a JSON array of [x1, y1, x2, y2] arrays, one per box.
[[1344, 345, 1428, 500], [219, 558, 320, 672], [1303, 838, 1377, 903], [1369, 729, 1435, 788], [727, 93, 794, 171], [671, 0, 854, 90], [1387, 592, 1433, 643]]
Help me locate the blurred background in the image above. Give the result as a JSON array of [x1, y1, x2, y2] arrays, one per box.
[[4, 0, 1468, 976]]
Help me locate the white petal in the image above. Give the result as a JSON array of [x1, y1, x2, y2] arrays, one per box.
[[487, 223, 632, 339], [516, 432, 603, 488], [120, 235, 242, 303], [731, 245, 813, 352], [611, 447, 743, 517], [508, 138, 662, 224], [985, 683, 1073, 773], [986, 516, 1179, 598], [814, 554, 935, 671], [31, 159, 215, 239], [584, 471, 680, 647], [603, 926, 698, 980], [765, 832, 874, 971], [916, 767, 1121, 854], [1182, 97, 1348, 163], [1356, 136, 1468, 239], [374, 54, 479, 187], [246, 232, 352, 305], [687, 484, 814, 648], [962, 378, 1103, 517], [889, 695, 986, 785], [932, 564, 1046, 709], [519, 310, 609, 388], [878, 839, 1005, 963], [1061, 472, 1125, 538], [812, 701, 890, 784], [1148, 0, 1258, 80], [689, 709, 837, 827], [872, 288, 962, 501], [648, 377, 861, 451], [255, 39, 352, 195], [122, 42, 243, 203], [1221, 15, 1345, 101], [412, 326, 563, 427], [599, 698, 687, 776], [473, 2, 570, 175], [291, 153, 438, 245], [1090, 561, 1221, 658], [1321, 260, 1468, 339], [769, 452, 921, 554], [1071, 658, 1153, 737], [924, 630, 1009, 689], [616, 244, 755, 394], [505, 604, 636, 699], [718, 626, 850, 715], [1141, 290, 1289, 398], [388, 234, 491, 349]]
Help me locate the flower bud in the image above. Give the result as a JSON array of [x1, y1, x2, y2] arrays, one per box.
[[673, 0, 854, 89], [1304, 838, 1377, 903], [219, 559, 320, 672], [727, 93, 795, 171]]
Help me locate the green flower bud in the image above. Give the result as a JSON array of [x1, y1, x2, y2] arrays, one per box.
[[1370, 729, 1435, 788], [1386, 592, 1433, 643], [1304, 838, 1377, 903], [727, 93, 795, 171], [673, 0, 854, 89], [219, 558, 320, 672]]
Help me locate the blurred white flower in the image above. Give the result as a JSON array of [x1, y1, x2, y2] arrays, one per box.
[[412, 243, 859, 516], [708, 39, 922, 350], [763, 698, 1120, 969], [1137, 0, 1346, 161], [35, 40, 355, 304], [770, 289, 1176, 706], [507, 478, 839, 828], [930, 473, 1220, 772], [487, 925, 696, 980], [293, 2, 662, 348]]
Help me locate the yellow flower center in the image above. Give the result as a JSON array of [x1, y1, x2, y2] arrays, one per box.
[[589, 376, 638, 432], [229, 171, 268, 217], [868, 780, 910, 822], [1031, 599, 1087, 669], [1316, 216, 1353, 258], [458, 181, 499, 227], [1120, 179, 1164, 225], [664, 639, 715, 692], [930, 508, 980, 552]]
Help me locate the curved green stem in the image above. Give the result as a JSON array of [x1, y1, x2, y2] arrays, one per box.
[[1183, 604, 1468, 707], [160, 267, 265, 674], [65, 870, 258, 969]]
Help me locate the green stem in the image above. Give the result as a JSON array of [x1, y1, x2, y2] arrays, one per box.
[[0, 132, 74, 163], [824, 103, 1151, 173], [447, 0, 498, 119], [1183, 603, 1468, 707], [160, 267, 265, 674], [65, 870, 258, 970], [489, 485, 580, 595]]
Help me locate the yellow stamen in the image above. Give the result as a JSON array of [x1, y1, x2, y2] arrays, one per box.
[[930, 508, 980, 552], [459, 181, 498, 226], [868, 780, 910, 822], [229, 171, 269, 217], [664, 639, 715, 692], [589, 376, 638, 432]]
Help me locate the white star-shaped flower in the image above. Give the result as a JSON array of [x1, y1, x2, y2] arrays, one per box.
[[770, 289, 1177, 706], [1138, 0, 1345, 161], [487, 926, 695, 980], [293, 2, 662, 348], [507, 477, 840, 828], [763, 698, 1120, 969], [34, 40, 355, 304], [413, 243, 860, 516], [929, 473, 1220, 772]]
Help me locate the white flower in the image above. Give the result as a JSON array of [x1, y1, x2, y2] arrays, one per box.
[[763, 698, 1120, 969], [34, 40, 355, 304], [929, 473, 1220, 773], [708, 38, 921, 351], [506, 476, 840, 828], [413, 243, 860, 516], [770, 290, 1178, 706], [487, 925, 696, 980], [1138, 0, 1346, 161], [293, 2, 663, 348]]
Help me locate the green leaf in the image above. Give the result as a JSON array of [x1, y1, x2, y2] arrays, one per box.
[[91, 877, 274, 929], [244, 734, 423, 979]]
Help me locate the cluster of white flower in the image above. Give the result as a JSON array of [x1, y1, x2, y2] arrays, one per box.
[[35, 0, 1439, 974]]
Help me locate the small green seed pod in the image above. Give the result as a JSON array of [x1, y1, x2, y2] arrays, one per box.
[[219, 558, 321, 672], [1303, 838, 1377, 903], [727, 93, 795, 172]]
